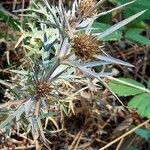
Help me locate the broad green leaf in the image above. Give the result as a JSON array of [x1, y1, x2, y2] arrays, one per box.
[[92, 22, 122, 41], [108, 78, 145, 96], [147, 79, 150, 90], [134, 127, 150, 141], [125, 29, 150, 45], [128, 93, 150, 117], [117, 0, 150, 22], [127, 147, 139, 150]]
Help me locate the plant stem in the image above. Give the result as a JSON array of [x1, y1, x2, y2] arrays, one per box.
[[44, 60, 60, 81]]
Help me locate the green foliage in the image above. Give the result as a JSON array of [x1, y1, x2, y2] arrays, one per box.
[[116, 0, 150, 22], [134, 127, 150, 142], [125, 28, 150, 45], [0, 10, 19, 31], [127, 146, 139, 150], [0, 10, 19, 41], [128, 93, 150, 117], [109, 78, 150, 117], [108, 0, 150, 45], [0, 0, 146, 147], [147, 79, 150, 89], [92, 22, 122, 41], [127, 127, 150, 150], [108, 78, 145, 96]]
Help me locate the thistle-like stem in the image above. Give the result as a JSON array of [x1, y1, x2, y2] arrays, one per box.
[[44, 60, 60, 81]]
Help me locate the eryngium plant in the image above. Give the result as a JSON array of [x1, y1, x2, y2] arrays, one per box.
[[0, 0, 146, 148]]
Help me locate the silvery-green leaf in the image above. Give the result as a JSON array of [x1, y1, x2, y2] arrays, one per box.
[[72, 0, 77, 16], [86, 0, 136, 33], [37, 118, 46, 142], [10, 69, 32, 75], [27, 122, 32, 133], [96, 0, 136, 19], [22, 45, 41, 56], [59, 38, 70, 58], [15, 34, 25, 48], [0, 104, 24, 129], [96, 55, 134, 67], [50, 65, 68, 80], [97, 72, 113, 77], [58, 67, 76, 78], [16, 106, 25, 133], [0, 79, 14, 88], [98, 10, 146, 40], [28, 117, 34, 129], [78, 61, 111, 68], [79, 66, 112, 78], [24, 99, 35, 115], [77, 19, 91, 29], [58, 75, 82, 80], [41, 98, 48, 110], [60, 103, 68, 116], [0, 115, 15, 129]]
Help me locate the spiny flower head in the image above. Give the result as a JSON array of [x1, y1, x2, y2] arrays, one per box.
[[78, 0, 97, 18], [34, 80, 51, 99], [72, 33, 100, 61]]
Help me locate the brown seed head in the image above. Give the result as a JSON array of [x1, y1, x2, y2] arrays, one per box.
[[72, 33, 99, 61], [35, 80, 51, 99], [78, 0, 97, 18]]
